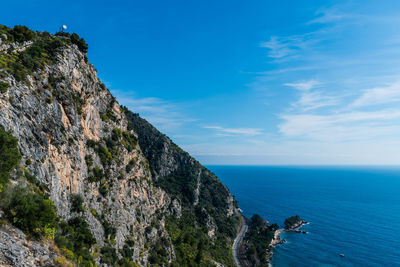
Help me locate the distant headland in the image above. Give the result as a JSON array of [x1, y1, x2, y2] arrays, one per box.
[[234, 214, 308, 267]]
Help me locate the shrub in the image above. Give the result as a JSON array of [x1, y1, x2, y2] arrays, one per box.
[[0, 81, 9, 93], [11, 25, 36, 43], [0, 126, 21, 186], [125, 158, 136, 173], [100, 245, 118, 266], [70, 33, 88, 54], [85, 155, 93, 168], [70, 194, 84, 213], [55, 216, 96, 266], [121, 131, 137, 152], [86, 139, 112, 166], [24, 171, 49, 194], [4, 36, 67, 82], [99, 183, 108, 196], [101, 219, 116, 240], [90, 208, 97, 216], [120, 244, 134, 259], [1, 186, 58, 238]]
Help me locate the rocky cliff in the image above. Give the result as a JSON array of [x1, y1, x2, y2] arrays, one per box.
[[0, 25, 241, 266]]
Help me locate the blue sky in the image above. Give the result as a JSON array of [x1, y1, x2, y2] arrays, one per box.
[[3, 0, 400, 165]]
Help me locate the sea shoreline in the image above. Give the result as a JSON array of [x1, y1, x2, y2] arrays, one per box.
[[267, 220, 309, 266]]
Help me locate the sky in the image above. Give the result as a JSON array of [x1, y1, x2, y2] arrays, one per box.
[[3, 0, 400, 165]]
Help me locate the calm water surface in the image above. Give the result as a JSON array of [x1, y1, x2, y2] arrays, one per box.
[[208, 166, 400, 267]]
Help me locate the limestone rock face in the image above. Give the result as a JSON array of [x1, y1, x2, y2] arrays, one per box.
[[0, 31, 240, 266], [0, 43, 176, 266], [0, 224, 56, 267]]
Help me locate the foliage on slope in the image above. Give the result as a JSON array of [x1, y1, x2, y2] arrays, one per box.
[[284, 215, 303, 229], [244, 214, 278, 267], [0, 126, 96, 266], [0, 24, 88, 82], [125, 110, 241, 266], [0, 24, 243, 266]]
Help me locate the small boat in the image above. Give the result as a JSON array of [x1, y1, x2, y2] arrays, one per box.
[[340, 254, 345, 257]]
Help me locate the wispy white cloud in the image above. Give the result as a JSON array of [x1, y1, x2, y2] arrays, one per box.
[[350, 81, 400, 108], [296, 91, 339, 111], [284, 80, 339, 111], [279, 109, 400, 141], [204, 126, 262, 136], [259, 34, 320, 60], [309, 6, 400, 25], [285, 79, 320, 91], [259, 26, 337, 62], [260, 36, 297, 59], [110, 90, 196, 132], [307, 7, 350, 24], [195, 3, 400, 165]]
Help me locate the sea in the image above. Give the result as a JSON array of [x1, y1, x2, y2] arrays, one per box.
[[208, 165, 400, 267]]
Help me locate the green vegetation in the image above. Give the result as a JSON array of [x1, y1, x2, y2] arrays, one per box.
[[1, 186, 58, 238], [125, 158, 136, 173], [245, 214, 278, 267], [86, 139, 112, 166], [165, 211, 236, 266], [125, 110, 241, 266], [99, 182, 109, 196], [148, 238, 169, 265], [100, 245, 118, 265], [86, 129, 137, 172], [48, 74, 86, 116], [156, 167, 240, 238], [55, 217, 96, 266], [0, 126, 57, 240], [87, 166, 104, 183], [0, 126, 95, 266], [284, 215, 303, 229], [24, 169, 49, 195], [0, 126, 21, 187], [0, 33, 68, 82], [121, 131, 138, 152], [70, 33, 88, 54], [100, 100, 118, 123], [55, 31, 88, 54], [0, 81, 9, 93], [85, 154, 93, 168], [120, 244, 134, 260], [70, 194, 84, 213], [155, 169, 197, 206], [0, 25, 36, 43], [0, 25, 246, 266], [101, 219, 117, 240], [0, 24, 89, 83]]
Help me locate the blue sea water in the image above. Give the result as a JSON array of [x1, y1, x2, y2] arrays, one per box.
[[208, 166, 400, 267]]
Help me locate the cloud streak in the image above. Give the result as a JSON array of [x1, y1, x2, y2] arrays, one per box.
[[204, 126, 262, 136], [110, 91, 196, 133], [279, 109, 400, 141], [295, 91, 339, 111], [351, 81, 400, 108], [285, 79, 320, 91]]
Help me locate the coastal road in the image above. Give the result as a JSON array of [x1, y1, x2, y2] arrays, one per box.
[[233, 218, 248, 267]]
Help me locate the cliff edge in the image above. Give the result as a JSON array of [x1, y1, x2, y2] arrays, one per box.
[[0, 25, 241, 267]]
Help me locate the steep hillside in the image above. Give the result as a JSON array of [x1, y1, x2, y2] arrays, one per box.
[[126, 112, 241, 265], [0, 25, 241, 266]]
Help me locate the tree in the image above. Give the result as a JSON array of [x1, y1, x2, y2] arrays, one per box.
[[70, 33, 88, 54], [0, 126, 21, 186], [3, 187, 58, 237]]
